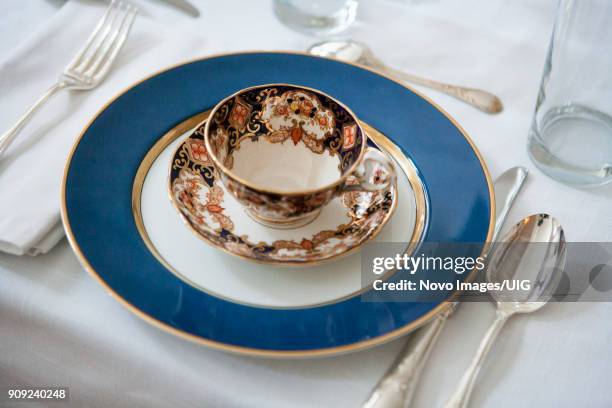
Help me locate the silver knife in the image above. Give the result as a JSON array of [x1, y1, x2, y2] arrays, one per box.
[[362, 166, 528, 408], [153, 0, 200, 17]]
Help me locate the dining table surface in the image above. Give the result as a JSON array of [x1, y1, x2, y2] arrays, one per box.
[[1, 0, 611, 407]]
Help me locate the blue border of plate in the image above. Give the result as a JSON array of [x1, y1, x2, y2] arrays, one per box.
[[62, 52, 492, 356]]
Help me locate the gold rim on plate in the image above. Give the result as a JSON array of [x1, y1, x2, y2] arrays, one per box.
[[60, 51, 495, 358], [131, 111, 425, 309]]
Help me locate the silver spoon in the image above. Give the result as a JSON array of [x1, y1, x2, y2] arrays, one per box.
[[307, 40, 503, 114], [444, 214, 566, 408], [362, 166, 528, 408]]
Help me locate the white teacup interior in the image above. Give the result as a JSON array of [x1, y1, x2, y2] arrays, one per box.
[[231, 139, 341, 192], [207, 85, 366, 193]]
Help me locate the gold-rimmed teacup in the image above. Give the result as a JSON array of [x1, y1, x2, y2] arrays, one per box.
[[204, 84, 396, 229]]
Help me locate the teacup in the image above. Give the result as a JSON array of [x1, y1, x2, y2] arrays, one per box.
[[204, 84, 396, 229]]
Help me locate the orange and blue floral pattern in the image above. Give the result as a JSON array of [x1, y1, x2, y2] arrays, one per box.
[[208, 85, 363, 175], [204, 85, 369, 225], [169, 130, 396, 264]]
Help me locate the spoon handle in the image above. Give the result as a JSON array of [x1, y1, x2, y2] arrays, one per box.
[[360, 167, 527, 408], [384, 66, 503, 114], [444, 310, 511, 408]]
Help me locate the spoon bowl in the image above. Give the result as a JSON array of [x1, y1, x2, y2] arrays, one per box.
[[487, 213, 566, 311], [445, 213, 566, 408], [309, 40, 377, 66]]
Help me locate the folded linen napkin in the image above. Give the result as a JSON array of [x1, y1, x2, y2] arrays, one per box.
[[0, 0, 207, 255]]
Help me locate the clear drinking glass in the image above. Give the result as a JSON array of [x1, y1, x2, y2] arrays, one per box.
[[528, 0, 612, 187], [273, 0, 358, 36]]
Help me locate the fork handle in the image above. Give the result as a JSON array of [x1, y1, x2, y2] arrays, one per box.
[[444, 310, 511, 408], [0, 82, 67, 158], [362, 305, 454, 408]]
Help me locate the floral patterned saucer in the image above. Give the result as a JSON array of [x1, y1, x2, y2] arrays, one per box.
[[168, 123, 397, 266]]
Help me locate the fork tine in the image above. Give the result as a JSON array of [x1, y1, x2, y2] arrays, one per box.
[[90, 6, 137, 81], [82, 3, 132, 77], [73, 1, 125, 74], [66, 0, 119, 71]]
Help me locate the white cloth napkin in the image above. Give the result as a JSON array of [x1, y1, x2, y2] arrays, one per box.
[[0, 0, 207, 255]]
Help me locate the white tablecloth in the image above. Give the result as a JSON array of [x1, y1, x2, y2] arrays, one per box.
[[1, 1, 611, 407]]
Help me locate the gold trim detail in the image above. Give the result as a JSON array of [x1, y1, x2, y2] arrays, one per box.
[[163, 118, 400, 267], [60, 51, 495, 359], [132, 112, 424, 309]]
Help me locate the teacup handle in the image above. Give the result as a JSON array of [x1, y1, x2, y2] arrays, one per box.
[[341, 147, 397, 192]]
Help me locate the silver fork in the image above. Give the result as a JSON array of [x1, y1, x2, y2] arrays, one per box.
[[0, 0, 138, 159]]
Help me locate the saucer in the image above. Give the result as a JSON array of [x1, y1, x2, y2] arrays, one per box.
[[168, 121, 397, 265]]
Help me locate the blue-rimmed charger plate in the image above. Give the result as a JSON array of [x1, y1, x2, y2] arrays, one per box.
[[61, 52, 493, 358]]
